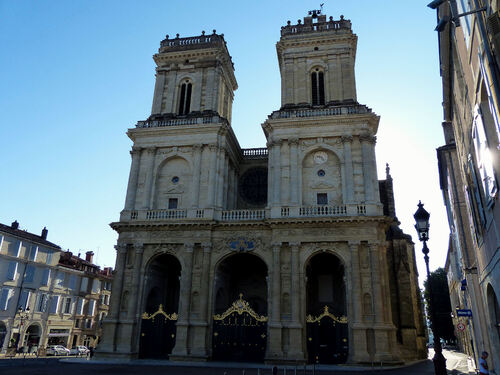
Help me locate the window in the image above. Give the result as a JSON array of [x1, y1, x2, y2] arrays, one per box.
[[456, 0, 472, 46], [6, 261, 18, 280], [0, 288, 13, 310], [86, 319, 92, 329], [178, 80, 192, 115], [91, 279, 101, 293], [46, 251, 53, 265], [55, 271, 65, 288], [49, 295, 60, 314], [88, 300, 96, 316], [472, 105, 497, 204], [64, 297, 72, 314], [168, 198, 178, 209], [28, 245, 38, 261], [41, 268, 51, 286], [311, 69, 325, 105], [76, 298, 84, 315], [8, 241, 21, 257], [479, 57, 500, 144], [317, 193, 328, 205], [24, 265, 36, 283], [75, 319, 80, 328], [36, 293, 48, 312], [104, 294, 109, 305], [80, 277, 88, 292], [68, 275, 78, 290], [19, 290, 31, 310]]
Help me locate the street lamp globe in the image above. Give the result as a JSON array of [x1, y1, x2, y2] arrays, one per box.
[[413, 200, 430, 242]]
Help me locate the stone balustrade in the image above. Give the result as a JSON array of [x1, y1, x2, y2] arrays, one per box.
[[269, 105, 371, 120], [122, 204, 381, 223], [242, 148, 268, 159], [135, 114, 228, 128]]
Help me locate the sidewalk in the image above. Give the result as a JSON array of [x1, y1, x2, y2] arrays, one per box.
[[429, 349, 476, 375]]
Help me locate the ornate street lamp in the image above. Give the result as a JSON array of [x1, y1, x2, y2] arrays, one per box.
[[413, 201, 447, 375], [17, 306, 30, 326]]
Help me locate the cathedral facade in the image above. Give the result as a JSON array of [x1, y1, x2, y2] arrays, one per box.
[[98, 12, 427, 364]]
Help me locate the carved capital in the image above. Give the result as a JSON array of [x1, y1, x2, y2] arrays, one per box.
[[341, 135, 353, 144], [348, 242, 360, 251], [288, 137, 299, 146], [130, 146, 142, 156], [146, 147, 157, 155], [193, 144, 203, 152], [289, 242, 301, 251], [134, 243, 144, 254], [272, 242, 282, 252], [208, 144, 218, 151], [184, 243, 195, 252], [359, 134, 376, 144], [201, 242, 212, 253], [115, 244, 128, 254]]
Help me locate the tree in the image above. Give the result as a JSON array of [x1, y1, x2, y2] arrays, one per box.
[[423, 267, 456, 342]]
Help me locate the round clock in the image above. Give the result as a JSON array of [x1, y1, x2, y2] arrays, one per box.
[[313, 151, 328, 164]]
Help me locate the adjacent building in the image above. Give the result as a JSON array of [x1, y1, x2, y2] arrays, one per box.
[[99, 12, 426, 364], [0, 221, 112, 353], [433, 0, 500, 369]]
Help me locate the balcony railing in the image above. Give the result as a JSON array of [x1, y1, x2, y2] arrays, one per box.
[[269, 105, 371, 120], [135, 114, 228, 128], [123, 204, 380, 222], [242, 148, 268, 159]]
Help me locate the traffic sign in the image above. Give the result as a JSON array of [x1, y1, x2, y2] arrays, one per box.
[[456, 309, 473, 317], [457, 322, 465, 331]]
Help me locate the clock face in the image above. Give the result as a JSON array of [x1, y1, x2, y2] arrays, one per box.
[[313, 151, 328, 165]]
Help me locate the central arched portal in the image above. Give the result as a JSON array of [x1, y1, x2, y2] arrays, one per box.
[[306, 252, 348, 364], [139, 253, 181, 359], [212, 253, 268, 362]]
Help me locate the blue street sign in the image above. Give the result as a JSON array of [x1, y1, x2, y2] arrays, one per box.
[[456, 309, 473, 317]]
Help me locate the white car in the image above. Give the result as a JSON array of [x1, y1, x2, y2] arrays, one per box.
[[69, 345, 90, 355], [46, 345, 70, 356]]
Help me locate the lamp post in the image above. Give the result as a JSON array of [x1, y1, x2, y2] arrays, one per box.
[[15, 306, 30, 348], [413, 201, 447, 375]]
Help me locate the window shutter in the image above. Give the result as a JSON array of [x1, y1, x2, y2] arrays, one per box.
[[19, 290, 31, 310], [76, 298, 84, 315], [6, 261, 18, 280], [41, 268, 50, 286]]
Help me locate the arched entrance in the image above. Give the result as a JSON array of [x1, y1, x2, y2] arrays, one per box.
[[212, 253, 268, 362], [139, 253, 181, 359], [487, 284, 500, 351], [23, 324, 40, 348], [306, 252, 348, 364], [0, 322, 6, 350]]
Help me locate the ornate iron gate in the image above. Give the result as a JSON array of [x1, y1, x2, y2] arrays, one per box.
[[212, 294, 268, 362], [139, 304, 177, 359], [306, 306, 348, 364]]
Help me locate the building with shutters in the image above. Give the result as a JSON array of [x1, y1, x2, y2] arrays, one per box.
[[432, 0, 500, 370], [98, 11, 426, 364], [0, 221, 112, 353]]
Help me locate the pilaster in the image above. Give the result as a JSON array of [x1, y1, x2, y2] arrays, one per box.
[[124, 147, 142, 210], [360, 135, 376, 203], [266, 242, 283, 359], [207, 145, 218, 207], [288, 242, 305, 360], [171, 243, 194, 358], [342, 136, 354, 204], [142, 147, 157, 209], [191, 144, 203, 208], [289, 138, 299, 205]]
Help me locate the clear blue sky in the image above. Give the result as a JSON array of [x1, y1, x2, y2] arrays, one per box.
[[0, 0, 447, 283]]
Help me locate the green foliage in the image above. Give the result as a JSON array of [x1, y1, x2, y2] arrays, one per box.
[[423, 267, 456, 342]]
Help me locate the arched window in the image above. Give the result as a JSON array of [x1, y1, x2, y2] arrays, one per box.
[[178, 80, 192, 115], [311, 69, 325, 105]]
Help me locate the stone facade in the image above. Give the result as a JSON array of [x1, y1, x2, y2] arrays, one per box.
[[434, 1, 500, 370], [99, 12, 426, 364]]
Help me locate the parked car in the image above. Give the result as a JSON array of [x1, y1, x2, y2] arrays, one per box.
[[69, 346, 90, 355], [46, 345, 70, 356]]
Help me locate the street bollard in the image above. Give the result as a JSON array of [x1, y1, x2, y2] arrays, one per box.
[[312, 363, 315, 375], [303, 364, 306, 375], [284, 367, 286, 375], [257, 369, 260, 375], [294, 365, 297, 375]]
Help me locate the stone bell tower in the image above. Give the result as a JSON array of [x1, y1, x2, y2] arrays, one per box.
[[277, 13, 357, 108]]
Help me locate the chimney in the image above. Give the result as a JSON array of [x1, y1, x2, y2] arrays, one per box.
[[11, 220, 19, 230], [41, 227, 48, 240], [85, 251, 94, 263]]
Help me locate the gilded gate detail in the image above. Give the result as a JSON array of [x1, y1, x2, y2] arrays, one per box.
[[139, 304, 178, 359], [212, 294, 267, 362]]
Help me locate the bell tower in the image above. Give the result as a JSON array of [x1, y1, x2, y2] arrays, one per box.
[[150, 31, 237, 123], [277, 12, 357, 108]]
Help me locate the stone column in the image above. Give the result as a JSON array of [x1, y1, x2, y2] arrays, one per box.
[[360, 135, 376, 203], [369, 244, 383, 324], [191, 242, 212, 358], [267, 140, 274, 207], [289, 138, 299, 206], [288, 242, 304, 360], [222, 154, 229, 208], [99, 244, 127, 353], [151, 71, 165, 114], [191, 144, 203, 208], [124, 147, 142, 210], [342, 136, 354, 203], [127, 244, 144, 320], [207, 145, 218, 207], [171, 243, 194, 358], [348, 242, 369, 363], [273, 141, 282, 206], [142, 147, 157, 209], [267, 243, 283, 359], [216, 147, 227, 208]]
